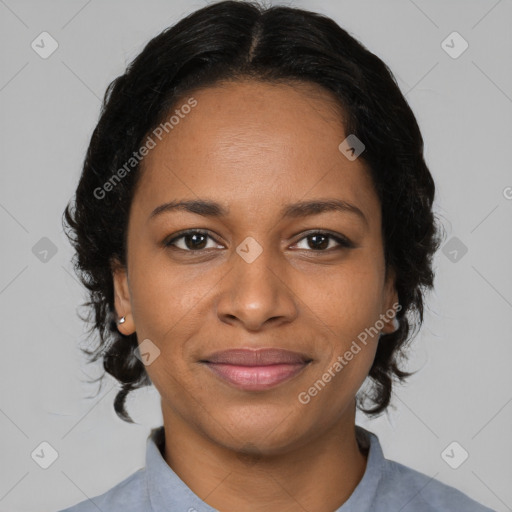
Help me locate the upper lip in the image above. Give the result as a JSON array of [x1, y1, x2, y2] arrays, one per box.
[[202, 348, 312, 366]]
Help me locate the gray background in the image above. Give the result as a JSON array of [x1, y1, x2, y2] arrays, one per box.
[[0, 0, 511, 511]]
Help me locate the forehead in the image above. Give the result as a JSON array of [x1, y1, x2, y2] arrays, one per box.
[[133, 80, 378, 221]]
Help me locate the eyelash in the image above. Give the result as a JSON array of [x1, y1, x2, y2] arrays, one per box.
[[164, 229, 354, 253]]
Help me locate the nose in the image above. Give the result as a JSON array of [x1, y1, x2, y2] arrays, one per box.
[[215, 245, 299, 331]]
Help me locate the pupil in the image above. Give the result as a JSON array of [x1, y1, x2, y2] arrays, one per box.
[[187, 233, 207, 250], [310, 234, 328, 250]]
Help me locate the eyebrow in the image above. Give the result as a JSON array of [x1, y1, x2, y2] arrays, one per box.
[[149, 198, 368, 226]]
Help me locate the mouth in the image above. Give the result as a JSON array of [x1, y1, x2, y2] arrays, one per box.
[[200, 348, 312, 391]]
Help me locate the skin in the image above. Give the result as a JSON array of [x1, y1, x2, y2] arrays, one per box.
[[112, 79, 398, 512]]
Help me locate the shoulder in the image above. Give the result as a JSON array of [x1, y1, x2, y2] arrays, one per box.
[[56, 468, 147, 512], [379, 458, 496, 512]]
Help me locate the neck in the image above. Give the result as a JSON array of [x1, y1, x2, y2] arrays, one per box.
[[161, 403, 368, 512]]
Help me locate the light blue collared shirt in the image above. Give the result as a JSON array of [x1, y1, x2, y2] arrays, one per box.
[[58, 425, 495, 511]]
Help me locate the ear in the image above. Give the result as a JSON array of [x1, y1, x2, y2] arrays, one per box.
[[380, 266, 400, 335], [111, 257, 136, 335]]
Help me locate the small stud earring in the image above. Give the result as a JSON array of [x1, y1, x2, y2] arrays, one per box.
[[118, 316, 126, 325]]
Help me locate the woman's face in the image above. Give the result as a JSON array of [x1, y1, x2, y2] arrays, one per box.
[[114, 79, 397, 454]]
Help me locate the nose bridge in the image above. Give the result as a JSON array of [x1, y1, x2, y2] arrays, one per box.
[[216, 239, 298, 329]]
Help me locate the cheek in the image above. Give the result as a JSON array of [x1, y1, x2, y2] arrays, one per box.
[[293, 258, 383, 390], [297, 339, 376, 430], [127, 253, 215, 388], [295, 258, 385, 336], [128, 264, 206, 400], [129, 251, 207, 337]]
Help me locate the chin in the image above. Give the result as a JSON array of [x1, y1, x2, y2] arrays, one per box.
[[206, 404, 315, 454]]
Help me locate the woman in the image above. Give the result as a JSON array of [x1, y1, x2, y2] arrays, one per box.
[[59, 1, 494, 511]]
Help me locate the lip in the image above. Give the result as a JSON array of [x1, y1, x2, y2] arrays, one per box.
[[201, 348, 312, 391]]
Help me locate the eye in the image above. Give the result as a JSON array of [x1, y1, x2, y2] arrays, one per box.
[[292, 231, 354, 251], [164, 229, 354, 253], [164, 230, 223, 252]]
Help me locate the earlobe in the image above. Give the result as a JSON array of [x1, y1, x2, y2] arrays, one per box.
[[379, 311, 400, 336], [111, 259, 136, 335], [381, 267, 400, 335]]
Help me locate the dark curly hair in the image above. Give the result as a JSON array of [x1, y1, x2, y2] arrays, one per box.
[[63, 0, 444, 423]]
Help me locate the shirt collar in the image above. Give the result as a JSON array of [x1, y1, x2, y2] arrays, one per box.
[[336, 425, 385, 511], [145, 426, 216, 511], [144, 424, 384, 511]]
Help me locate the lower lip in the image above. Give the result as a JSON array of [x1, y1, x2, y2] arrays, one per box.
[[203, 362, 308, 391]]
